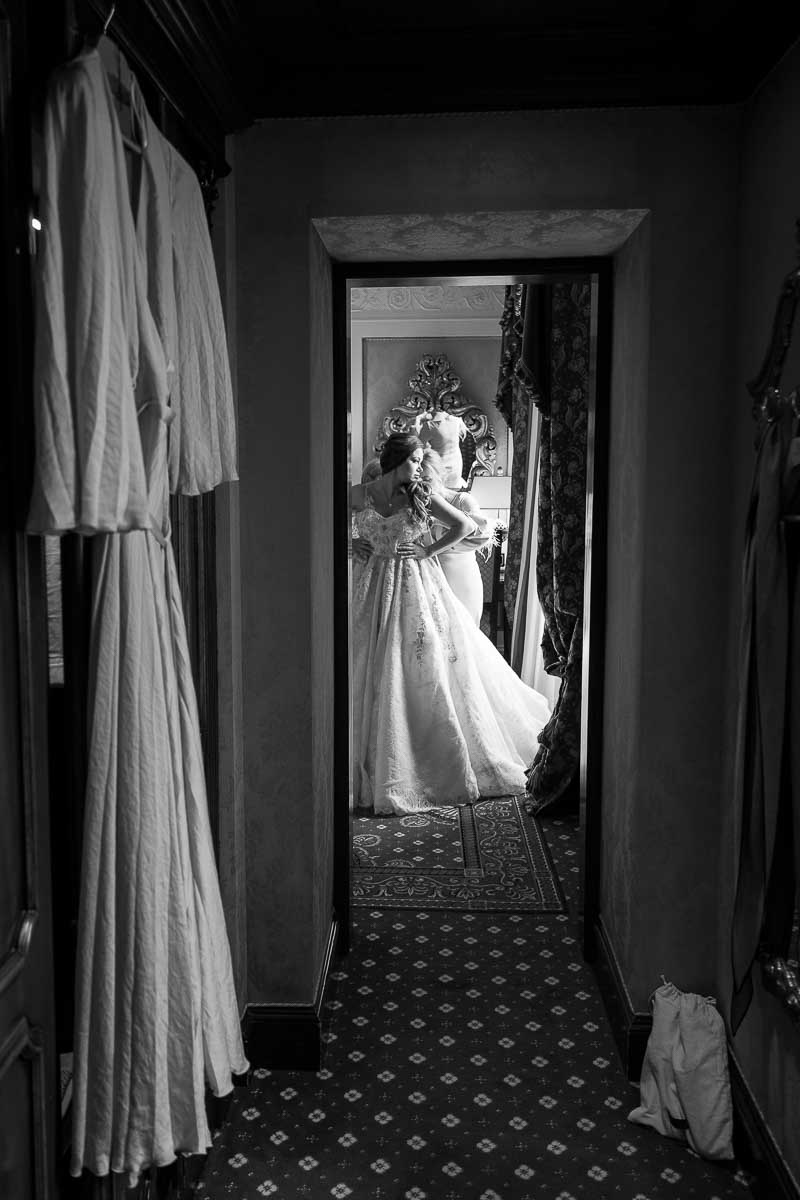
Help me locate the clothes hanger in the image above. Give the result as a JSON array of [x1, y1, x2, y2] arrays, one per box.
[[82, 2, 116, 49], [77, 4, 145, 156]]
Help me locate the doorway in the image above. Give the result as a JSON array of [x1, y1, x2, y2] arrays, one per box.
[[332, 260, 612, 959]]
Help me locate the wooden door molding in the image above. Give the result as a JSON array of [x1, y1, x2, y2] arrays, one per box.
[[0, 909, 38, 993], [0, 4, 58, 1197], [332, 257, 612, 958]]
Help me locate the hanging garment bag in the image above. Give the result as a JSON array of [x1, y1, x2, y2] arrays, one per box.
[[628, 979, 735, 1161]]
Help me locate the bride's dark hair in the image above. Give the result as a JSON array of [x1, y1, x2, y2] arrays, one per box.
[[379, 432, 431, 523]]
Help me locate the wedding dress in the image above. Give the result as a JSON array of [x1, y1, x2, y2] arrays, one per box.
[[352, 497, 551, 815]]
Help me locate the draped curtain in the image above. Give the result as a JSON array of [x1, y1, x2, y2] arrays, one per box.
[[495, 285, 549, 631], [516, 451, 562, 709], [495, 281, 592, 811], [528, 280, 592, 808], [730, 404, 800, 1032]]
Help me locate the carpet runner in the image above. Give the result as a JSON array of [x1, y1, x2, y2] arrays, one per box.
[[352, 797, 566, 913]]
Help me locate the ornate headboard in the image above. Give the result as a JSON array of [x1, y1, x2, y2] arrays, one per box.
[[373, 353, 500, 487]]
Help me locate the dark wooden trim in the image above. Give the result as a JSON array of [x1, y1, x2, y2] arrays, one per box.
[[72, 0, 251, 173], [332, 265, 351, 954], [339, 257, 607, 281], [728, 1049, 800, 1200], [589, 915, 652, 1082], [580, 261, 614, 953], [2, 5, 59, 1194], [243, 915, 339, 1071], [332, 256, 612, 964], [249, 23, 800, 119]]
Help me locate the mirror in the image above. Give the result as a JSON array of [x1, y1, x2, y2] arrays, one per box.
[[346, 276, 594, 818]]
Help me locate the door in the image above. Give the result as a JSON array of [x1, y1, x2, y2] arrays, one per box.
[[333, 260, 611, 953], [0, 3, 58, 1195]]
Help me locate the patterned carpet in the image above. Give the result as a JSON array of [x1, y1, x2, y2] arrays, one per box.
[[352, 798, 565, 913], [198, 816, 754, 1199]]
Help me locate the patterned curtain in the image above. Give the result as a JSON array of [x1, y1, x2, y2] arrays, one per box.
[[526, 281, 592, 810], [494, 285, 549, 631]]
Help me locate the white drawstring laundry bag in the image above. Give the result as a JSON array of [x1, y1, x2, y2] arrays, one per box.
[[628, 978, 735, 1161]]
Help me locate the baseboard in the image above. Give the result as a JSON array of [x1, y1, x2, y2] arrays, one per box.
[[589, 914, 651, 1082], [590, 917, 799, 1197], [728, 1048, 800, 1200], [243, 914, 339, 1070]]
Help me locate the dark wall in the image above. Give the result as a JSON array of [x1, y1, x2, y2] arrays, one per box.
[[231, 102, 740, 1016]]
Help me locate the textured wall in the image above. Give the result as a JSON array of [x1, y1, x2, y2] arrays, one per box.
[[718, 41, 800, 1185], [599, 220, 650, 980], [233, 104, 739, 1014], [628, 111, 739, 1002], [238, 222, 316, 1004]]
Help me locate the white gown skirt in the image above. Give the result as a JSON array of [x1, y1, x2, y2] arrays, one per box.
[[437, 545, 485, 625], [351, 551, 551, 815]]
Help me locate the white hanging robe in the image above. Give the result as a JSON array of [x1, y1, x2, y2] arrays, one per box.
[[129, 74, 238, 495], [29, 49, 247, 1183], [27, 53, 157, 534], [167, 139, 238, 494]]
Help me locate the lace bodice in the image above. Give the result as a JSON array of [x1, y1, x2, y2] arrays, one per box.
[[352, 504, 427, 557]]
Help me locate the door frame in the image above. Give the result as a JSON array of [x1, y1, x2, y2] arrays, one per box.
[[331, 257, 612, 956], [1, 2, 59, 1193]]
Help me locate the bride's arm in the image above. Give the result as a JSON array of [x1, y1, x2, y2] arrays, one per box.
[[397, 493, 472, 559]]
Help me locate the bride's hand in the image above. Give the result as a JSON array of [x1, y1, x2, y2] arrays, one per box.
[[352, 538, 373, 562], [395, 542, 427, 560]]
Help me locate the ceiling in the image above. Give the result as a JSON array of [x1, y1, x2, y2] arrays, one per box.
[[235, 1, 800, 120]]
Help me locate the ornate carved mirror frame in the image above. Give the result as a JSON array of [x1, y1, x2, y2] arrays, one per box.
[[373, 353, 500, 487]]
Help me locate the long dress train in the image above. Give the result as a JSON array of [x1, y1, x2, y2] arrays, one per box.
[[352, 500, 551, 815]]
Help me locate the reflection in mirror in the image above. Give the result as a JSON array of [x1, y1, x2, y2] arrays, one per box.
[[347, 277, 595, 839]]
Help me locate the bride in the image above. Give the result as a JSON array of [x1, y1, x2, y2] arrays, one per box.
[[351, 431, 551, 815]]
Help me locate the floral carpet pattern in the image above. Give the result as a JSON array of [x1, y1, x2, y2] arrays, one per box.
[[351, 799, 565, 913], [198, 818, 754, 1199]]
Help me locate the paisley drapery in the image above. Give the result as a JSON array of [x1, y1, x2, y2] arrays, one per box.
[[495, 286, 549, 632], [528, 280, 592, 808], [495, 281, 592, 811]]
